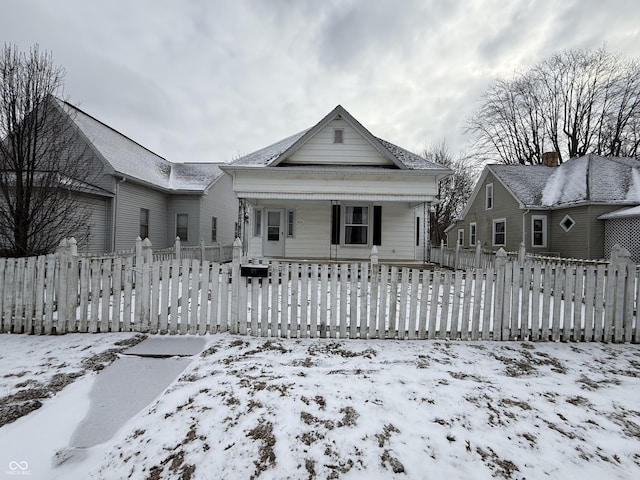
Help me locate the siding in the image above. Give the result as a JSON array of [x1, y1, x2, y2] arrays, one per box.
[[549, 205, 613, 259], [68, 194, 110, 254], [167, 195, 201, 246], [248, 200, 417, 261], [200, 174, 239, 246], [115, 181, 169, 250], [234, 170, 439, 198], [450, 172, 524, 251], [286, 118, 391, 166]]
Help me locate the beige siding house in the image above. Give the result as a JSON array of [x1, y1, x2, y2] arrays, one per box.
[[447, 154, 640, 260], [221, 105, 451, 262], [51, 98, 238, 253]]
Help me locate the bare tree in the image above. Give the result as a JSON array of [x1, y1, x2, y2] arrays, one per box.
[[467, 47, 640, 164], [0, 44, 94, 257], [424, 141, 478, 244]]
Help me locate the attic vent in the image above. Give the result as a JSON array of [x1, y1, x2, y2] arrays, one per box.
[[560, 214, 575, 232], [333, 129, 344, 144]]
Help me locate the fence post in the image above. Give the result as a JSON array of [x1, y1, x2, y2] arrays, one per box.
[[609, 244, 634, 343], [230, 237, 243, 334], [518, 242, 526, 266], [493, 248, 508, 340], [200, 238, 205, 262], [67, 237, 79, 333], [439, 240, 444, 267], [175, 236, 181, 261], [55, 238, 70, 334], [454, 242, 460, 270], [474, 242, 482, 269], [139, 238, 152, 332]]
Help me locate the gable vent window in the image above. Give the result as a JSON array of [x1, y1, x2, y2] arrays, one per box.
[[560, 215, 575, 232], [333, 128, 344, 144]]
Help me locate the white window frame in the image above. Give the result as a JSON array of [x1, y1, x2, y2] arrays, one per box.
[[492, 218, 506, 246], [286, 209, 295, 237], [254, 209, 263, 236], [176, 213, 188, 241], [139, 208, 149, 240], [486, 183, 494, 210], [531, 215, 547, 248], [211, 216, 217, 243], [560, 214, 575, 232], [457, 229, 464, 246], [469, 222, 477, 246], [343, 204, 369, 246]]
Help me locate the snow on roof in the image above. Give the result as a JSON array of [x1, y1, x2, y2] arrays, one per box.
[[490, 154, 640, 208], [230, 118, 444, 171], [599, 205, 640, 219], [488, 164, 552, 206], [57, 99, 221, 192]]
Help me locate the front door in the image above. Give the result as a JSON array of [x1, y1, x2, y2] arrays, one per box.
[[263, 209, 284, 257]]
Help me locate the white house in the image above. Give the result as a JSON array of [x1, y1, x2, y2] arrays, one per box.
[[221, 105, 451, 262]]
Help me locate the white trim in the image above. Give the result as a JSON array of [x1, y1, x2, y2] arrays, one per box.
[[235, 191, 438, 202], [531, 214, 547, 247], [492, 218, 506, 246], [457, 229, 464, 246], [560, 214, 575, 232], [286, 209, 296, 238], [486, 183, 494, 210], [254, 208, 263, 236], [469, 222, 477, 246]]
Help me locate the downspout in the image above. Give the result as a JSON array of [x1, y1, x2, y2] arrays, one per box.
[[112, 176, 126, 251], [522, 208, 530, 248]]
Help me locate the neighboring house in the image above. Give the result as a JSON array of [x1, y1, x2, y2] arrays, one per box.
[[220, 105, 451, 262], [446, 154, 640, 261], [51, 97, 238, 253]]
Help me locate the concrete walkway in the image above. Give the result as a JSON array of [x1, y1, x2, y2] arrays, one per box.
[[61, 336, 206, 457]]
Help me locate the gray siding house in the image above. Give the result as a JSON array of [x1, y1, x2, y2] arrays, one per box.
[[447, 154, 640, 261], [221, 105, 451, 262], [51, 98, 238, 253]]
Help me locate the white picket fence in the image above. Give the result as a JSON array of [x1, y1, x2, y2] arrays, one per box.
[[0, 238, 638, 342]]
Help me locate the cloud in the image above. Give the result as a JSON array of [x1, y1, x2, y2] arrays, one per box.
[[2, 0, 640, 164]]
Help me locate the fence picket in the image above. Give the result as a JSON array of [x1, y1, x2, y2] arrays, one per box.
[[408, 269, 419, 340], [2, 241, 638, 343], [300, 264, 309, 339], [482, 268, 493, 340], [199, 261, 210, 335]]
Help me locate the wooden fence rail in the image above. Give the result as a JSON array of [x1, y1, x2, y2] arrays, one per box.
[[0, 239, 637, 342]]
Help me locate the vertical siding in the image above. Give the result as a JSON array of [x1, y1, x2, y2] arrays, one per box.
[[115, 181, 169, 250], [167, 195, 201, 246], [286, 119, 392, 166], [200, 175, 239, 246]]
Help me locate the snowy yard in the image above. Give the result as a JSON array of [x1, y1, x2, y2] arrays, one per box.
[[1, 333, 640, 479]]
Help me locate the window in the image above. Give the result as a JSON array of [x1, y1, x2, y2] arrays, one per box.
[[486, 183, 494, 210], [287, 209, 295, 237], [560, 214, 575, 232], [139, 208, 149, 240], [254, 209, 262, 236], [457, 229, 464, 246], [211, 217, 217, 242], [344, 206, 368, 245], [416, 217, 420, 246], [333, 128, 344, 144], [493, 218, 506, 246], [373, 205, 382, 246], [469, 222, 477, 246], [531, 215, 547, 247], [331, 205, 341, 245], [176, 214, 188, 241]]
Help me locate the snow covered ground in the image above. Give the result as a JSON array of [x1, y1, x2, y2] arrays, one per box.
[[1, 333, 639, 479]]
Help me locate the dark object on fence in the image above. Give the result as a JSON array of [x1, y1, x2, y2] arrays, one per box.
[[240, 264, 269, 278]]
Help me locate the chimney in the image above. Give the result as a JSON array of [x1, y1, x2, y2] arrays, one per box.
[[542, 151, 559, 167]]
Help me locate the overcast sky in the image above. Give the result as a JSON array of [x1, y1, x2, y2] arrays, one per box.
[[3, 0, 640, 163]]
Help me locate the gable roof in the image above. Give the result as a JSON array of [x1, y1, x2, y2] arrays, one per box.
[[228, 105, 448, 172], [53, 97, 223, 193], [456, 154, 640, 224]]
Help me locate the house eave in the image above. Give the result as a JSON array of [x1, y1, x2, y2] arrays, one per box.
[[221, 165, 450, 176], [235, 191, 439, 202]]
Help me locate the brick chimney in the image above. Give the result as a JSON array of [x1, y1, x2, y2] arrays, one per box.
[[542, 151, 559, 167]]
